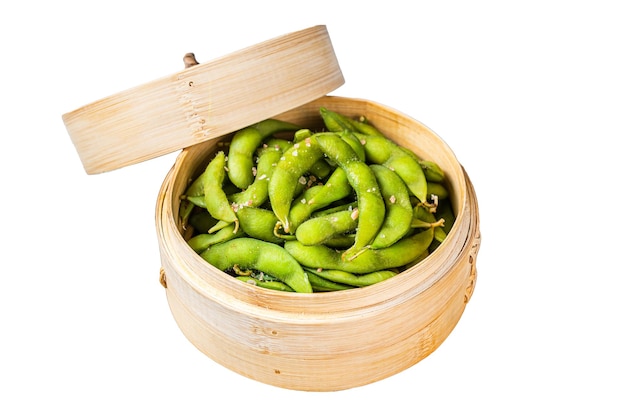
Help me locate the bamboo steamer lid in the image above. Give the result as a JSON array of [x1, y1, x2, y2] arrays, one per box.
[[62, 25, 344, 174], [62, 25, 481, 391]]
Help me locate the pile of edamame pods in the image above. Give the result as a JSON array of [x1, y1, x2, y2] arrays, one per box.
[[179, 107, 455, 293]]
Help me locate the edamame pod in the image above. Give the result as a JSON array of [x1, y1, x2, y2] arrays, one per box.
[[187, 222, 244, 253], [420, 160, 446, 183], [227, 119, 300, 189], [305, 270, 355, 292], [295, 208, 358, 246], [351, 117, 385, 137], [427, 182, 449, 201], [236, 206, 284, 244], [315, 133, 386, 261], [437, 198, 456, 235], [284, 226, 434, 274], [305, 267, 397, 287], [339, 131, 366, 162], [319, 108, 365, 160], [359, 133, 428, 203], [229, 144, 282, 209], [268, 133, 331, 232], [293, 130, 333, 178], [311, 201, 358, 218], [369, 164, 413, 249], [235, 276, 295, 292], [323, 233, 356, 249], [294, 128, 314, 142], [202, 237, 312, 293], [202, 151, 239, 232], [188, 210, 219, 233], [299, 167, 352, 215], [180, 167, 209, 226], [413, 205, 447, 243], [185, 195, 206, 208], [319, 107, 358, 132]]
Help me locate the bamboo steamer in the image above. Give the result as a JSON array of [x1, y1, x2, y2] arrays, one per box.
[[155, 95, 481, 392], [62, 25, 481, 392]]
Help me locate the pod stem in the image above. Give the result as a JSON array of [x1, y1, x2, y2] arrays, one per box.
[[233, 264, 252, 276], [273, 222, 296, 240]]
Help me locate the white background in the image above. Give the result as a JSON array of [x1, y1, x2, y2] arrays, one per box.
[[2, 1, 625, 415]]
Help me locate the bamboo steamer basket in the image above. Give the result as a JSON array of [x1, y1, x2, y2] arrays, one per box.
[[156, 96, 481, 391], [62, 25, 481, 392]]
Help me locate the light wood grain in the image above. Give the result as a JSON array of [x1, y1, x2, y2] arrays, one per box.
[[155, 96, 481, 391], [62, 25, 344, 174]]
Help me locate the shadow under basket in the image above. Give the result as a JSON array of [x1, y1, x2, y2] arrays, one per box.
[[155, 95, 481, 392]]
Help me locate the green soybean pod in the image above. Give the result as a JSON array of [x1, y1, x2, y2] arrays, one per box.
[[202, 151, 239, 231], [264, 137, 293, 153], [284, 226, 434, 274], [304, 268, 356, 285], [369, 164, 414, 249], [305, 269, 355, 292], [351, 117, 385, 137], [419, 160, 446, 183], [309, 159, 332, 180], [319, 106, 358, 132], [229, 144, 283, 209], [179, 199, 196, 230], [354, 270, 398, 286], [319, 108, 366, 161], [182, 168, 207, 197], [236, 206, 284, 244], [306, 268, 397, 287], [227, 119, 300, 189], [201, 237, 313, 293], [314, 133, 386, 261], [185, 195, 206, 208], [339, 131, 366, 162], [323, 233, 356, 249], [186, 222, 244, 253], [358, 133, 428, 203], [208, 219, 234, 234], [311, 201, 358, 218], [295, 208, 358, 246], [427, 182, 449, 201], [412, 205, 447, 243], [437, 198, 456, 235], [188, 210, 219, 233], [180, 167, 210, 226], [235, 276, 295, 292], [293, 128, 314, 142], [297, 167, 353, 217], [293, 130, 333, 179], [286, 185, 325, 231], [267, 133, 329, 233], [402, 249, 430, 270]]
